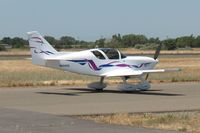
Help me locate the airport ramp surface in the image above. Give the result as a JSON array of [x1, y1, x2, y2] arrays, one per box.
[[0, 82, 199, 115], [0, 108, 181, 133]]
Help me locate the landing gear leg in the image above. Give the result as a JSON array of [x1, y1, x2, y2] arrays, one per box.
[[122, 77, 127, 84], [87, 77, 107, 91], [100, 77, 104, 84]]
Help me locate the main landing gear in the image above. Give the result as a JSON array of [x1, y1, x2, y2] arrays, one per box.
[[87, 77, 107, 91]]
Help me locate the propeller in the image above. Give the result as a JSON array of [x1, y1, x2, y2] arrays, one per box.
[[154, 44, 162, 60], [145, 44, 162, 80]]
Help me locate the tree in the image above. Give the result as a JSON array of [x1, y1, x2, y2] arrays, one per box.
[[176, 35, 194, 48], [58, 36, 76, 48], [163, 39, 176, 50], [44, 36, 57, 47], [192, 36, 200, 48], [11, 37, 28, 48], [106, 34, 122, 48], [95, 38, 105, 48], [148, 37, 160, 44], [0, 45, 6, 51], [1, 37, 12, 45], [122, 34, 147, 47], [112, 34, 121, 42]]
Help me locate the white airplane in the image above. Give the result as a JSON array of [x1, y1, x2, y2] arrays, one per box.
[[27, 31, 180, 91]]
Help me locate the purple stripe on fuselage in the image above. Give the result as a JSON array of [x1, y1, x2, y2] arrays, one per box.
[[116, 64, 131, 67], [67, 59, 151, 71], [87, 60, 101, 70]]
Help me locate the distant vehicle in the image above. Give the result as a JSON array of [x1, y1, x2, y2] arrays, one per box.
[[27, 31, 180, 91]]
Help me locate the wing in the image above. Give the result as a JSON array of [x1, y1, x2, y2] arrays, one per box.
[[101, 68, 181, 77]]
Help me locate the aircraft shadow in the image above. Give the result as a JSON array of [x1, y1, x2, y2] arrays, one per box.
[[66, 88, 184, 96], [37, 92, 79, 96], [36, 88, 184, 97]]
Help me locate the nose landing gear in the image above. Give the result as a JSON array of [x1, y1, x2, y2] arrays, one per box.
[[118, 76, 151, 91]]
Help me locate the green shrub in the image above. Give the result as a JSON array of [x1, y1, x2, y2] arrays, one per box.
[[0, 45, 6, 51], [135, 43, 159, 50]]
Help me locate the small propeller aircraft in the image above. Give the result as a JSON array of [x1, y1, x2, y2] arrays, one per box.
[[27, 31, 180, 91]]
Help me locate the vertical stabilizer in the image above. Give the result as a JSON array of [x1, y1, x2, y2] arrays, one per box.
[[27, 31, 58, 66]]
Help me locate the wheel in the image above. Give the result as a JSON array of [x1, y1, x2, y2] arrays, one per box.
[[118, 83, 137, 91], [87, 82, 107, 90], [137, 82, 151, 91]]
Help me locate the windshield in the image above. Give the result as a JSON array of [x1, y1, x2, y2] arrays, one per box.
[[120, 52, 126, 59], [100, 48, 119, 59], [91, 50, 105, 60]]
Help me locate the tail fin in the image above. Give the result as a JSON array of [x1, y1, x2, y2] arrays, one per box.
[[27, 31, 58, 66]]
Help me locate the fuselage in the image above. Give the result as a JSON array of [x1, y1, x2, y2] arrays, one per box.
[[48, 48, 158, 76]]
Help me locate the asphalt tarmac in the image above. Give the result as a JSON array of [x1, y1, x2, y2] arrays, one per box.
[[0, 82, 199, 115], [0, 108, 178, 133], [0, 82, 199, 133]]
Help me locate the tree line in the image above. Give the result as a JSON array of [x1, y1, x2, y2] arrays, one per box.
[[1, 34, 200, 51]]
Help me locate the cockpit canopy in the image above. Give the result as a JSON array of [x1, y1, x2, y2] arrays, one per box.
[[91, 48, 126, 60], [100, 48, 119, 59]]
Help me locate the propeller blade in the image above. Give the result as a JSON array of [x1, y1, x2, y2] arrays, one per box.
[[154, 44, 162, 60]]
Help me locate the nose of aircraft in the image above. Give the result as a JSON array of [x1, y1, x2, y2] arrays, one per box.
[[154, 58, 159, 63], [145, 56, 158, 63], [145, 57, 159, 68]]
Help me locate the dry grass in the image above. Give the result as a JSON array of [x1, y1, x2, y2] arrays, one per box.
[[1, 48, 200, 56], [120, 48, 200, 55], [0, 60, 98, 87], [79, 111, 200, 133], [0, 49, 30, 56], [151, 58, 200, 82], [0, 57, 200, 87]]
